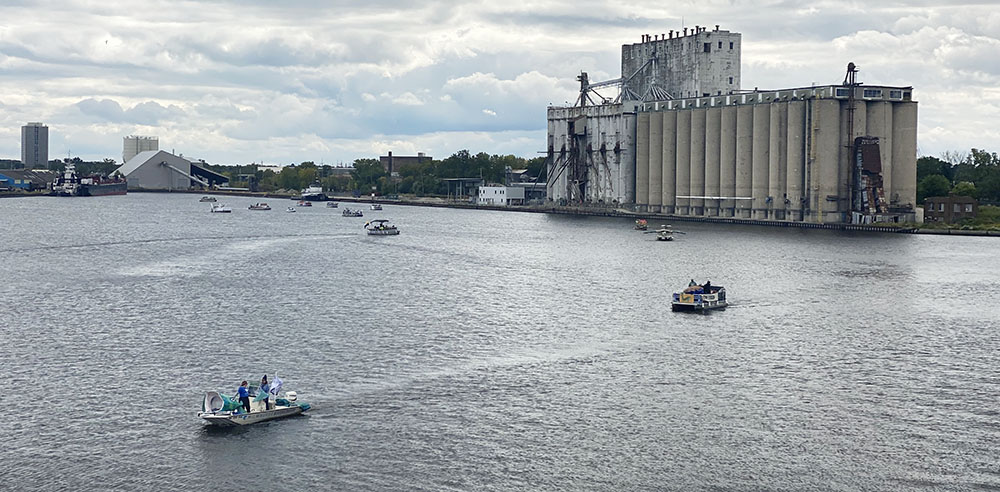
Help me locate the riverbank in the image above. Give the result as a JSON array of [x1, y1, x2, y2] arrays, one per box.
[[8, 188, 1000, 236]]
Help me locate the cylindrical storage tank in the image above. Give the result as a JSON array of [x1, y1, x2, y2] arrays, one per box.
[[866, 102, 893, 202], [720, 105, 737, 217], [705, 108, 722, 216], [690, 108, 707, 215], [675, 110, 692, 215], [786, 100, 806, 221], [891, 102, 918, 209], [648, 110, 663, 212], [623, 111, 637, 204], [768, 102, 788, 220], [735, 104, 754, 218], [751, 103, 771, 219], [635, 112, 650, 210], [661, 111, 677, 214], [814, 99, 842, 223]]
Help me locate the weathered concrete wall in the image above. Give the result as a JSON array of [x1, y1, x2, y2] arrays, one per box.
[[546, 104, 637, 205], [622, 27, 741, 100]]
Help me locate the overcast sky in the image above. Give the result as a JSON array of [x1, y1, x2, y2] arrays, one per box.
[[1, 1, 998, 166]]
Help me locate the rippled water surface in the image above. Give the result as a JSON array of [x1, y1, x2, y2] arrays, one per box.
[[2, 193, 999, 491]]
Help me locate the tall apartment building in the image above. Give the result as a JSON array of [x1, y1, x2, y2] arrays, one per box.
[[123, 135, 159, 163], [21, 122, 49, 169]]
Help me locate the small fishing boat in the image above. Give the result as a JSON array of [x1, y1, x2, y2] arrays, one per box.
[[672, 281, 727, 312], [370, 203, 382, 211], [297, 200, 312, 207], [200, 196, 217, 202], [342, 208, 363, 217], [286, 206, 297, 213], [365, 219, 399, 236], [210, 203, 232, 213], [198, 379, 310, 427], [248, 202, 271, 210], [634, 219, 648, 230], [326, 202, 339, 208]]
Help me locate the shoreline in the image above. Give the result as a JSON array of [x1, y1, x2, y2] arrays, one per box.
[[5, 188, 998, 236]]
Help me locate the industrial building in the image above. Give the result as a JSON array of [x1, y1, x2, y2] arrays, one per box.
[[115, 150, 227, 190], [21, 122, 49, 169], [380, 152, 432, 175], [123, 135, 159, 163], [547, 26, 918, 224]]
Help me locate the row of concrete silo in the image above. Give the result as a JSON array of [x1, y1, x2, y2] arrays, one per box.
[[634, 91, 917, 223]]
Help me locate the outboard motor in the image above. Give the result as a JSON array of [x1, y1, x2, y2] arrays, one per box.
[[203, 391, 225, 413], [285, 391, 297, 402]]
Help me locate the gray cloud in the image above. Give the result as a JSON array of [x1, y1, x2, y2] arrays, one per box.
[[0, 1, 997, 164]]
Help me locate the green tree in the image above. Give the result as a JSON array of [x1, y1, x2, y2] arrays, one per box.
[[350, 158, 386, 193], [918, 174, 951, 203], [917, 156, 952, 183], [951, 181, 977, 198]]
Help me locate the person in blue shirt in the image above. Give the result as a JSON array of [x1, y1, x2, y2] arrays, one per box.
[[260, 375, 270, 410], [236, 380, 251, 413]]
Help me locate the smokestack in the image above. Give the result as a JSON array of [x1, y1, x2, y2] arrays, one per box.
[[683, 28, 688, 36], [715, 24, 720, 31], [669, 30, 673, 39]]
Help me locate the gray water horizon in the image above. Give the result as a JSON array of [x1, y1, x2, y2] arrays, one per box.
[[2, 192, 998, 491]]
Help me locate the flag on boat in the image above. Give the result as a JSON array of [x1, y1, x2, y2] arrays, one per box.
[[269, 376, 283, 397]]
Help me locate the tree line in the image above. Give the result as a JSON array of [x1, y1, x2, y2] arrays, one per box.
[[917, 148, 1000, 203], [205, 150, 547, 196]]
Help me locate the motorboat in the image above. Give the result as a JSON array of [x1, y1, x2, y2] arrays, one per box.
[[297, 200, 312, 207], [365, 219, 399, 235], [286, 206, 296, 213], [370, 203, 383, 211], [200, 196, 217, 202], [634, 219, 648, 230], [198, 380, 310, 427], [649, 225, 681, 241], [210, 203, 232, 213], [326, 202, 339, 208], [672, 282, 727, 312], [342, 208, 363, 217], [248, 202, 271, 210]]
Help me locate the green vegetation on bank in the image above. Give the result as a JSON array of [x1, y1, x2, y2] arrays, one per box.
[[917, 148, 1000, 203], [205, 150, 547, 196]]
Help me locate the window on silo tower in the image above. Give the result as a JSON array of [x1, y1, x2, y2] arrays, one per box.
[[704, 43, 711, 52]]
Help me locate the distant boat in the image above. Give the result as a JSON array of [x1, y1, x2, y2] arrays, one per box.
[[211, 203, 232, 213], [342, 208, 363, 217], [326, 202, 339, 208], [248, 202, 271, 210], [370, 203, 382, 211], [365, 219, 399, 236], [286, 206, 296, 213], [299, 183, 328, 201], [200, 196, 217, 202], [297, 200, 312, 207], [634, 219, 648, 231], [198, 381, 310, 427]]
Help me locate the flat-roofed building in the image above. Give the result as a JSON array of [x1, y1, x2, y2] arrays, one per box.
[[21, 122, 49, 169]]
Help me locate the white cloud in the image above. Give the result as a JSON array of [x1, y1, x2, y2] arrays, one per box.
[[0, 1, 996, 164]]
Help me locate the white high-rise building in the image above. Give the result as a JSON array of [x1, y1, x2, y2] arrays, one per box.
[[21, 122, 49, 169], [123, 135, 158, 163]]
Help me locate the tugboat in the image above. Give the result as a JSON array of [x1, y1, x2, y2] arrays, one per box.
[[198, 377, 310, 427], [248, 202, 271, 210], [672, 281, 727, 312], [51, 163, 127, 196], [299, 182, 328, 201], [365, 219, 399, 236]]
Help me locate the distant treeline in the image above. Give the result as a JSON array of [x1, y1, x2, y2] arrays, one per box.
[[205, 150, 547, 195], [917, 148, 1000, 203]]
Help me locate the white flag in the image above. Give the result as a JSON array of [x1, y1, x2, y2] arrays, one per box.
[[269, 376, 283, 397]]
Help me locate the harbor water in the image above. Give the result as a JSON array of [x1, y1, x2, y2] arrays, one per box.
[[2, 193, 999, 491]]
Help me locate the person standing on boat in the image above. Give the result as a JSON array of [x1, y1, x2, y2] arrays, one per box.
[[236, 380, 251, 414], [260, 375, 271, 410]]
